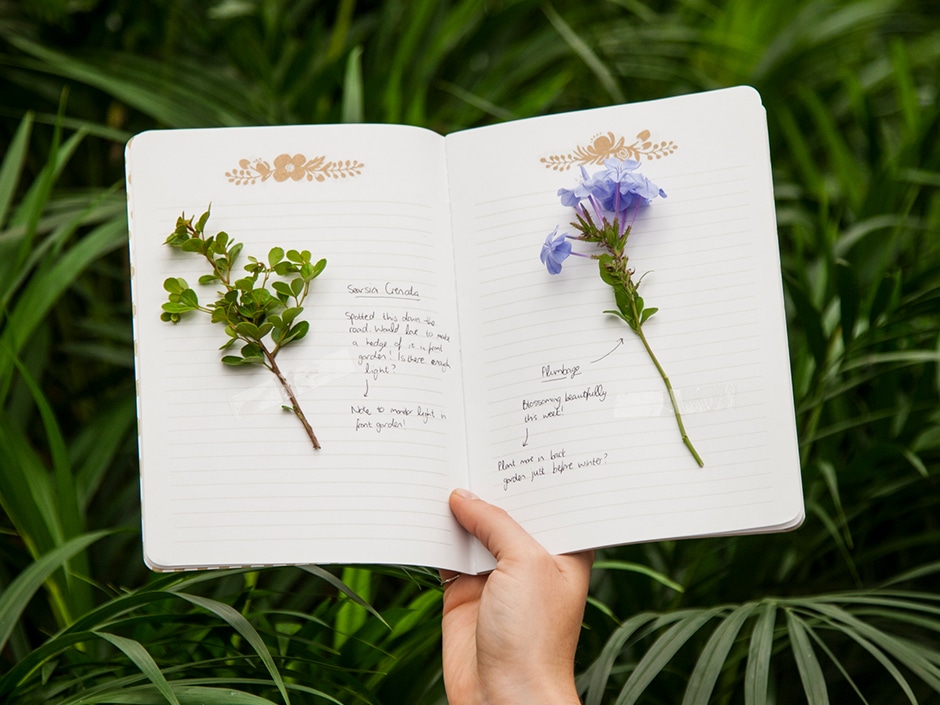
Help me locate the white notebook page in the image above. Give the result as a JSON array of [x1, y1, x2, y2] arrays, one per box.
[[447, 87, 802, 566], [127, 124, 476, 571]]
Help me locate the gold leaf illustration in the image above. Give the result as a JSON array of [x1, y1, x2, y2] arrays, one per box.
[[540, 130, 678, 170], [226, 153, 364, 185]]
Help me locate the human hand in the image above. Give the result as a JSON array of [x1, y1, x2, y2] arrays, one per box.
[[441, 489, 593, 705]]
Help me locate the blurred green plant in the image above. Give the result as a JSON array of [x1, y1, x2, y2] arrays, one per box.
[[1, 1, 939, 703]]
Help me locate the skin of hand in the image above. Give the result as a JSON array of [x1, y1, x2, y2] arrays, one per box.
[[441, 488, 593, 705]]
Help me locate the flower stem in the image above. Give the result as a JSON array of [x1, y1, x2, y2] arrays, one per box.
[[261, 344, 321, 450], [633, 324, 704, 467]]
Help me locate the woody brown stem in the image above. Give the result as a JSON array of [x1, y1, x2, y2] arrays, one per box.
[[261, 344, 321, 450]]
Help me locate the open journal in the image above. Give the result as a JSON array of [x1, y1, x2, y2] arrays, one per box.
[[126, 85, 803, 574]]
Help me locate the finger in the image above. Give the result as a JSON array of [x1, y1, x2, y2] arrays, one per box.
[[449, 488, 543, 562]]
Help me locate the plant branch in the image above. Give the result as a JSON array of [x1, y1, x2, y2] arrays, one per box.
[[261, 343, 320, 450]]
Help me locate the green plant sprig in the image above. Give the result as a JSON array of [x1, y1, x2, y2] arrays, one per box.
[[572, 207, 704, 468], [161, 207, 326, 450]]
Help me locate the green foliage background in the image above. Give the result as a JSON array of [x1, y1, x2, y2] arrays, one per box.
[[1, 1, 938, 703]]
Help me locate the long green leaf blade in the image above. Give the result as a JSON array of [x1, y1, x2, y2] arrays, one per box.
[[0, 531, 109, 653], [94, 631, 182, 705]]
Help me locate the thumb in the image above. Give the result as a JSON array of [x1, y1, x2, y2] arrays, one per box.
[[449, 489, 544, 562]]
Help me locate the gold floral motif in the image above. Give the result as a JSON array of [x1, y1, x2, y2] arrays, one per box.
[[540, 130, 677, 171], [225, 153, 364, 185]]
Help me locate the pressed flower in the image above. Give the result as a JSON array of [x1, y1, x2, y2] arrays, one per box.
[[540, 226, 572, 274], [541, 161, 702, 467]]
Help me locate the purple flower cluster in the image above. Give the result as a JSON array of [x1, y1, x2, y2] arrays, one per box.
[[541, 158, 666, 274], [558, 158, 666, 214]]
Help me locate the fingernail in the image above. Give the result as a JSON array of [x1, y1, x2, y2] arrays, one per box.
[[452, 488, 479, 500]]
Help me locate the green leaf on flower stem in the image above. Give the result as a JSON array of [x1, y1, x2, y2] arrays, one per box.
[[228, 242, 243, 261], [218, 337, 236, 350], [605, 309, 638, 332], [613, 287, 633, 319], [290, 277, 304, 297], [310, 258, 327, 278], [286, 249, 304, 263], [163, 277, 186, 294], [258, 322, 274, 337], [179, 289, 199, 308], [181, 237, 204, 253], [640, 307, 658, 324], [221, 355, 245, 366], [162, 302, 193, 314], [268, 246, 284, 267], [216, 231, 229, 249], [234, 276, 254, 291], [198, 274, 218, 285], [597, 255, 618, 286]]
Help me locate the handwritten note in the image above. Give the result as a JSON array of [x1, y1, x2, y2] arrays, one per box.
[[343, 283, 454, 435]]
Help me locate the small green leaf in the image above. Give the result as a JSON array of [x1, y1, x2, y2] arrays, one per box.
[[640, 307, 658, 324], [286, 249, 303, 263], [235, 322, 261, 339], [272, 281, 292, 298], [228, 242, 243, 262], [161, 302, 193, 314], [216, 231, 229, 249], [181, 237, 204, 253], [221, 355, 245, 366], [290, 277, 304, 297], [597, 258, 619, 287], [241, 342, 263, 359], [282, 320, 310, 345], [274, 261, 296, 276], [310, 258, 327, 278], [163, 277, 186, 294], [268, 246, 284, 267], [195, 208, 211, 233], [282, 307, 302, 326], [179, 289, 199, 308], [198, 274, 219, 285], [605, 309, 637, 332]]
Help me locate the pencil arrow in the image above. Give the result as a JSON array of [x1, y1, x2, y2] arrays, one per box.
[[591, 338, 624, 364], [363, 378, 369, 397], [522, 426, 529, 447]]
